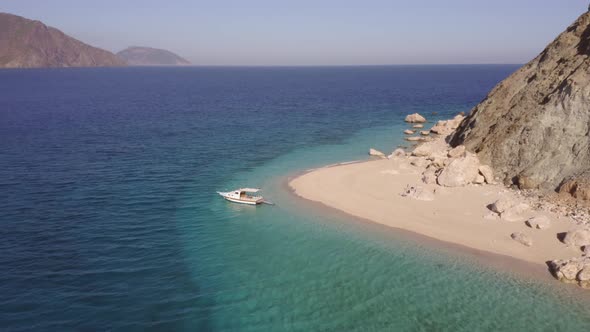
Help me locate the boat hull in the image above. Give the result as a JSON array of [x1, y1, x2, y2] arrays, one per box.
[[222, 196, 261, 205]]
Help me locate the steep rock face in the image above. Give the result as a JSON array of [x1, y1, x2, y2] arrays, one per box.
[[117, 47, 190, 66], [0, 12, 125, 68], [451, 12, 590, 191]]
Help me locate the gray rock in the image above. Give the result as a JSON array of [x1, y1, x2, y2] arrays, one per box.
[[450, 12, 590, 192], [511, 232, 533, 246]]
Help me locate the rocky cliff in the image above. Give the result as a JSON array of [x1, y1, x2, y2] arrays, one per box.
[[117, 46, 190, 66], [451, 12, 590, 193], [0, 12, 125, 68]]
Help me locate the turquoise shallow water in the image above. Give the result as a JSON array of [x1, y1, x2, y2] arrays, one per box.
[[182, 125, 590, 331], [1, 66, 589, 331]]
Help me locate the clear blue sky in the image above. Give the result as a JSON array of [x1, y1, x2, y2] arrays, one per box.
[[1, 0, 588, 65]]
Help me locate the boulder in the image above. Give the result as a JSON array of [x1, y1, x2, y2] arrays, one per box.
[[400, 185, 434, 201], [422, 168, 438, 185], [511, 232, 533, 247], [489, 198, 513, 214], [404, 129, 415, 135], [437, 153, 480, 187], [525, 216, 551, 230], [410, 157, 430, 169], [584, 245, 590, 255], [388, 148, 406, 159], [447, 145, 466, 158], [478, 165, 494, 184], [430, 121, 451, 135], [420, 131, 430, 136], [549, 257, 590, 286], [501, 203, 530, 222], [579, 268, 590, 288], [405, 113, 426, 123], [516, 174, 540, 190], [413, 124, 424, 129], [562, 229, 590, 247], [473, 174, 485, 184], [369, 148, 386, 158]]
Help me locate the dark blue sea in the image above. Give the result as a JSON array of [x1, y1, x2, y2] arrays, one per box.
[[1, 66, 589, 331]]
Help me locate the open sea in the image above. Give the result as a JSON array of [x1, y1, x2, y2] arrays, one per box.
[[1, 66, 589, 331]]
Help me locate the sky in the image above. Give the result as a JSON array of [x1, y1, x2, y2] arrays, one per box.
[[1, 0, 588, 65]]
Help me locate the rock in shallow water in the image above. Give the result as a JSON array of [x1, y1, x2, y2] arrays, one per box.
[[549, 256, 590, 288], [369, 148, 386, 158]]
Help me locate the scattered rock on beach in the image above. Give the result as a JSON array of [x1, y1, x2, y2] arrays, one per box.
[[473, 174, 485, 184], [410, 157, 430, 169], [511, 232, 533, 247], [405, 113, 426, 123], [436, 153, 480, 187], [489, 198, 513, 214], [562, 229, 590, 247], [404, 129, 415, 135], [369, 148, 386, 158], [400, 184, 434, 201], [526, 216, 551, 230], [501, 203, 530, 222], [388, 148, 406, 159]]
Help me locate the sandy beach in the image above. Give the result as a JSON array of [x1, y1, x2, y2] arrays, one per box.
[[289, 156, 584, 267]]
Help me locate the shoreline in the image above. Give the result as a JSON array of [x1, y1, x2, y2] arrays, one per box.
[[285, 135, 590, 293], [284, 167, 590, 301]]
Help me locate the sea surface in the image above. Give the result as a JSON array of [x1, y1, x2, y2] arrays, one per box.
[[1, 66, 589, 331]]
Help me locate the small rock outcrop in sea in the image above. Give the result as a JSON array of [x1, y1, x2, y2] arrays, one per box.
[[511, 232, 533, 247], [420, 131, 430, 136], [450, 12, 590, 195], [526, 216, 551, 230], [549, 256, 590, 288], [369, 148, 386, 158], [404, 113, 426, 123], [405, 136, 424, 142], [404, 129, 415, 135], [562, 229, 590, 247], [413, 124, 424, 128]]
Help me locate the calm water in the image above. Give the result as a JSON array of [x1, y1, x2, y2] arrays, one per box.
[[1, 66, 589, 331]]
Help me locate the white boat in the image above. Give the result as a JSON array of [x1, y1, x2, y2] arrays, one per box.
[[217, 188, 264, 205]]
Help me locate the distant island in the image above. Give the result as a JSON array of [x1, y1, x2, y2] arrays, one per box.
[[117, 46, 191, 66], [0, 12, 125, 68]]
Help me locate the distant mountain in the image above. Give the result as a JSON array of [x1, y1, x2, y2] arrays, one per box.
[[117, 47, 191, 66], [0, 12, 125, 68]]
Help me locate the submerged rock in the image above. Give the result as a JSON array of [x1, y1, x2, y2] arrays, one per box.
[[413, 124, 424, 128]]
